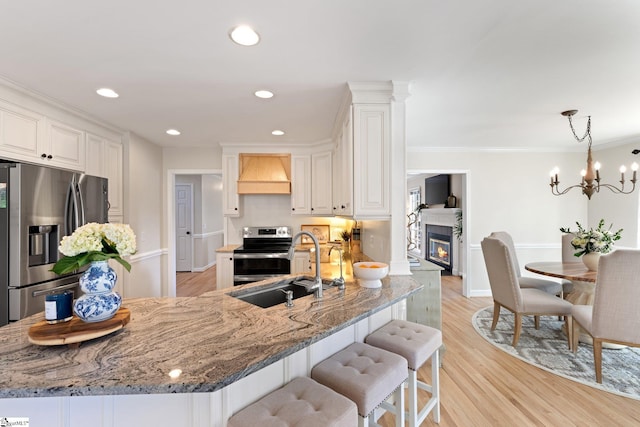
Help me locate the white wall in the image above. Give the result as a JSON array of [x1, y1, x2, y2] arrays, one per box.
[[126, 132, 164, 297]]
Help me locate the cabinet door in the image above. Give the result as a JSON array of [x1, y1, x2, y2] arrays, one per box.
[[292, 252, 311, 274], [104, 140, 123, 217], [290, 155, 311, 215], [0, 101, 45, 162], [352, 104, 390, 218], [336, 111, 353, 216], [216, 253, 234, 289], [85, 133, 104, 176], [222, 154, 240, 216], [46, 119, 85, 170], [311, 151, 332, 215]]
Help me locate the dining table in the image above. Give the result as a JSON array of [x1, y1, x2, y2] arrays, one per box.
[[524, 261, 597, 305], [524, 261, 624, 349]]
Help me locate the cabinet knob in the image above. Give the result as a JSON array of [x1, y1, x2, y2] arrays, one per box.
[[47, 155, 53, 159], [234, 207, 238, 211], [311, 207, 314, 211], [186, 231, 191, 235], [341, 205, 346, 209], [41, 153, 47, 158], [292, 208, 295, 211]]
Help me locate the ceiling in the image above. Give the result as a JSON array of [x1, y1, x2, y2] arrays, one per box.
[[2, 1, 640, 151]]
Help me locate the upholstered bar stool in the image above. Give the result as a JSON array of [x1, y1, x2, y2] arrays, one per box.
[[227, 376, 357, 427], [311, 342, 408, 427], [366, 319, 442, 426]]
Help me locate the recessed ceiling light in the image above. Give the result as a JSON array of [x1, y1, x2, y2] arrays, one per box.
[[229, 25, 260, 46], [272, 130, 284, 136], [254, 90, 274, 99], [96, 88, 119, 98], [166, 129, 181, 136]]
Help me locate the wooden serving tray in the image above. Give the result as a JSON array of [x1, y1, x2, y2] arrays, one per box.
[[28, 308, 130, 348]]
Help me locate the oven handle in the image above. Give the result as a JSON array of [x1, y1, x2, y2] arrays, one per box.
[[233, 252, 290, 259], [32, 282, 78, 297], [234, 274, 288, 282]]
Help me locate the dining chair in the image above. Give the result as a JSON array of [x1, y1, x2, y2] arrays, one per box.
[[571, 249, 640, 383], [481, 236, 573, 347], [489, 231, 563, 296]]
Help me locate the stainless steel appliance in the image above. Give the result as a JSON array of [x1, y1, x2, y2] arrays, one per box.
[[233, 226, 293, 286], [0, 162, 109, 325]]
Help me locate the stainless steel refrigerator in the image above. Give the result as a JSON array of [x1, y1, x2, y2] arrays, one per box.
[[0, 162, 108, 325]]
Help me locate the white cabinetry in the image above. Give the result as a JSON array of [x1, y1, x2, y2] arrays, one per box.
[[222, 154, 240, 216], [216, 252, 234, 289], [0, 100, 45, 162], [290, 155, 311, 214], [0, 102, 85, 171], [86, 133, 123, 217], [332, 112, 353, 216], [292, 251, 311, 274], [291, 152, 332, 216], [351, 104, 390, 219], [311, 151, 332, 215], [43, 119, 85, 171]]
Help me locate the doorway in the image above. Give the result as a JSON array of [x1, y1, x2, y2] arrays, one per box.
[[407, 170, 470, 297]]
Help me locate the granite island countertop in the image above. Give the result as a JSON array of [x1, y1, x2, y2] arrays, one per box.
[[0, 270, 421, 399]]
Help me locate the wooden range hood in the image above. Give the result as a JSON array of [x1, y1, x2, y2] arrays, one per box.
[[237, 153, 291, 194]]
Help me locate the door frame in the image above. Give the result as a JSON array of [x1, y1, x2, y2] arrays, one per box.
[[166, 168, 222, 297], [407, 168, 470, 298], [174, 182, 194, 272]]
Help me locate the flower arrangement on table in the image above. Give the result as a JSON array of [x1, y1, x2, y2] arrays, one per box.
[[52, 222, 137, 275], [560, 219, 622, 257], [51, 223, 136, 323]]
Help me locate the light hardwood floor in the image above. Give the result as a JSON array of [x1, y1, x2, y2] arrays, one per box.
[[176, 267, 217, 297], [176, 271, 640, 426]]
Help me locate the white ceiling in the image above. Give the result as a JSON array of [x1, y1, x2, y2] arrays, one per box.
[[2, 0, 640, 152]]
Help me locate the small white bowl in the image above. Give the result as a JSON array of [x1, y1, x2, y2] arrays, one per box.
[[353, 262, 389, 288]]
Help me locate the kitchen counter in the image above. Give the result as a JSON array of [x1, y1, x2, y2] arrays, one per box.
[[216, 244, 240, 253], [0, 269, 421, 399]]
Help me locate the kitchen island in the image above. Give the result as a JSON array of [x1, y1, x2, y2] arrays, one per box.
[[0, 269, 421, 426]]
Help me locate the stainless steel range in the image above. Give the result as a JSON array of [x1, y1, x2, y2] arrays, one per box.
[[233, 226, 293, 286]]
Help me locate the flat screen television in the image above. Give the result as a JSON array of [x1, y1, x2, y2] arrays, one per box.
[[425, 174, 450, 205]]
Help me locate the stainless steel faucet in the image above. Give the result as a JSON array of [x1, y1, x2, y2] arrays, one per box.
[[328, 245, 345, 290], [288, 231, 323, 298]]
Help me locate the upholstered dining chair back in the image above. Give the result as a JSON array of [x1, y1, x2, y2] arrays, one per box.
[[481, 237, 523, 311], [489, 231, 522, 278], [592, 249, 640, 343], [561, 233, 580, 263]]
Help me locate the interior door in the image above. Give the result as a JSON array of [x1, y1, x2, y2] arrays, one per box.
[[175, 184, 193, 272]]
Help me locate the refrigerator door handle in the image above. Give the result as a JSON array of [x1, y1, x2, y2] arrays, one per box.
[[64, 176, 74, 236], [76, 174, 86, 226], [31, 281, 78, 297]]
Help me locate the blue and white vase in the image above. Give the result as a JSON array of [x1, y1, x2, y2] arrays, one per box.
[[74, 260, 122, 322]]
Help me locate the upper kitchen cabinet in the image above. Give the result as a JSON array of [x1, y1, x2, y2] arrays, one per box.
[[352, 104, 390, 219], [0, 100, 46, 163], [222, 154, 240, 216], [86, 133, 123, 217], [291, 151, 332, 215], [0, 101, 85, 171], [332, 110, 353, 216], [44, 119, 85, 171]]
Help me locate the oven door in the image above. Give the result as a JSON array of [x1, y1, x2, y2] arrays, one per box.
[[233, 252, 291, 286]]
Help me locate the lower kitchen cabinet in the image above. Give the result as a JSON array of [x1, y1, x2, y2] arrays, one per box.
[[216, 252, 234, 289], [292, 251, 311, 274]]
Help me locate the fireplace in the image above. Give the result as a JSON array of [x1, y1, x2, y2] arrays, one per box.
[[426, 224, 453, 274]]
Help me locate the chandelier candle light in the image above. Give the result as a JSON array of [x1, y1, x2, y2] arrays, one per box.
[[550, 110, 638, 199]]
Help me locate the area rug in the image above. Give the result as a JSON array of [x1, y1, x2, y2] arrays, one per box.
[[472, 306, 640, 400]]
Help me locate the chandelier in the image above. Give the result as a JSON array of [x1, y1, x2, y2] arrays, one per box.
[[549, 110, 638, 199]]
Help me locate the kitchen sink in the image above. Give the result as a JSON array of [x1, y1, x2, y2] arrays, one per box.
[[227, 276, 334, 308]]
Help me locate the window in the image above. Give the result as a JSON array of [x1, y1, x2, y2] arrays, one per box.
[[408, 187, 422, 254]]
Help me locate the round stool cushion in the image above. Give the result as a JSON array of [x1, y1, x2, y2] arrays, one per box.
[[366, 319, 442, 370], [311, 342, 407, 417], [228, 376, 357, 427]]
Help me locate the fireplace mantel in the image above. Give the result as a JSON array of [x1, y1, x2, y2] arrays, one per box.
[[422, 208, 461, 227]]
